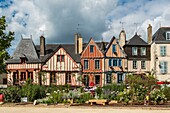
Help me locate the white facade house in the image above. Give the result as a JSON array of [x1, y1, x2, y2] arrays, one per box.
[[150, 27, 170, 82]]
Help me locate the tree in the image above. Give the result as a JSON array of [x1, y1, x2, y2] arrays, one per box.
[[0, 16, 14, 73]]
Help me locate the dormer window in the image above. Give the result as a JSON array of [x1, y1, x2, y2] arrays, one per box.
[[20, 58, 26, 64], [166, 32, 170, 40]]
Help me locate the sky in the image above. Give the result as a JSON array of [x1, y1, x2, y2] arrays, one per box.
[[1, 0, 170, 55]]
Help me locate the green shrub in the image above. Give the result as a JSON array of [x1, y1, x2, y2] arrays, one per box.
[[117, 89, 131, 104], [102, 83, 125, 100], [163, 86, 170, 101], [1, 86, 21, 102], [21, 84, 46, 102], [150, 88, 167, 104]]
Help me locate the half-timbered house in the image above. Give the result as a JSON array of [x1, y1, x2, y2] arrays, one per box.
[[81, 38, 107, 86], [6, 34, 82, 86], [105, 35, 127, 84], [6, 38, 41, 85]]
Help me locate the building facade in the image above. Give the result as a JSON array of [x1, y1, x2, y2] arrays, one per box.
[[150, 27, 170, 82], [105, 36, 127, 84], [6, 35, 82, 86], [124, 33, 151, 74], [81, 38, 106, 86]]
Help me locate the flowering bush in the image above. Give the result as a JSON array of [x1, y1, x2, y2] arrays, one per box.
[[47, 90, 64, 103], [102, 83, 125, 100], [117, 89, 131, 104], [150, 88, 167, 104]]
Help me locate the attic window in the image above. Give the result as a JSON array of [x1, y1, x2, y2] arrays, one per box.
[[112, 44, 116, 53], [166, 32, 170, 40], [20, 58, 26, 64], [90, 45, 94, 53]]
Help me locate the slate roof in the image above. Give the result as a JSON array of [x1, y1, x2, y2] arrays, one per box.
[[6, 38, 40, 64], [35, 44, 81, 63], [152, 27, 170, 43], [6, 38, 81, 64], [125, 33, 148, 46]]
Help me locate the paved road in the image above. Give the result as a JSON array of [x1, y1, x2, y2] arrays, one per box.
[[0, 107, 169, 113]]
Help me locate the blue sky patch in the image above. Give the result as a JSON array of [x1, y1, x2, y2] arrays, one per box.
[[0, 0, 13, 8]]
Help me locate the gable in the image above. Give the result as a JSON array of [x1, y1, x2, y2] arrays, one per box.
[[42, 47, 79, 71], [81, 38, 104, 58], [106, 38, 126, 58]]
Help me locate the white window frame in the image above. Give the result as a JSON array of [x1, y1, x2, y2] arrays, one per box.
[[84, 60, 89, 70], [166, 32, 170, 40], [160, 61, 167, 74], [95, 60, 100, 69], [141, 47, 146, 56], [133, 60, 137, 69], [141, 61, 146, 69], [106, 74, 112, 83], [132, 47, 138, 55], [160, 46, 166, 56]]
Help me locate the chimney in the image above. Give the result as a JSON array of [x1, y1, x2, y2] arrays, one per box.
[[119, 30, 126, 48], [40, 35, 45, 56], [147, 24, 152, 44], [75, 33, 83, 54]]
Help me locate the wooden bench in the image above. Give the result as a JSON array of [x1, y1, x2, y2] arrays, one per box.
[[88, 99, 109, 106]]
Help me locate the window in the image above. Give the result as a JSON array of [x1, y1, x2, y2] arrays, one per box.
[[28, 72, 33, 80], [118, 59, 122, 67], [57, 55, 65, 62], [141, 47, 146, 56], [84, 60, 89, 69], [132, 47, 138, 55], [20, 58, 26, 64], [133, 61, 137, 69], [109, 59, 112, 66], [160, 61, 167, 74], [95, 75, 100, 85], [160, 46, 166, 56], [95, 60, 100, 69], [106, 74, 112, 83], [166, 32, 170, 40], [141, 61, 146, 69], [108, 59, 122, 67], [20, 72, 26, 81], [57, 55, 60, 62], [112, 44, 116, 53], [90, 45, 94, 53], [13, 72, 19, 84], [61, 55, 64, 62], [51, 73, 56, 83], [113, 59, 117, 66], [84, 75, 89, 86], [117, 73, 123, 83], [66, 73, 71, 84]]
